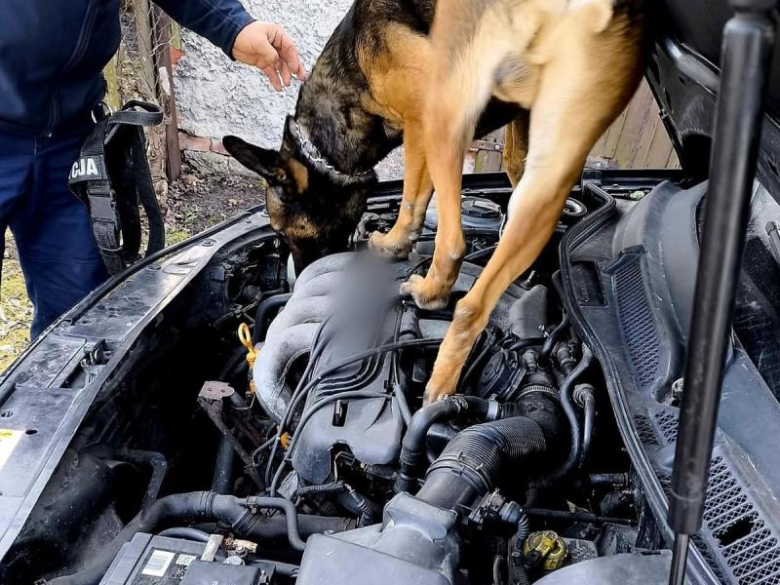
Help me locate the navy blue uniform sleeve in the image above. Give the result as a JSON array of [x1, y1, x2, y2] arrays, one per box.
[[153, 0, 255, 57]]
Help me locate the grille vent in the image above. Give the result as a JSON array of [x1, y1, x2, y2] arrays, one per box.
[[657, 457, 780, 584], [633, 414, 660, 447], [654, 410, 680, 444], [615, 257, 661, 388]]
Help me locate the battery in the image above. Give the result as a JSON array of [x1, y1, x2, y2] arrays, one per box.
[[99, 533, 273, 585]]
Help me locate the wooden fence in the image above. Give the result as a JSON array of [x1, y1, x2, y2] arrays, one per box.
[[104, 0, 181, 198], [466, 80, 680, 175]]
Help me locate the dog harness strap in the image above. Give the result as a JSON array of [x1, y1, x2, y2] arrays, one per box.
[[69, 101, 165, 276]]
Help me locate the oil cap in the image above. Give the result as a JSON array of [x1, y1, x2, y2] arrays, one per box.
[[523, 530, 568, 571]]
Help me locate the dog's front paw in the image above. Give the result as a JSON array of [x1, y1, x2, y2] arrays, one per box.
[[400, 274, 450, 310], [369, 230, 413, 260], [423, 370, 459, 405]]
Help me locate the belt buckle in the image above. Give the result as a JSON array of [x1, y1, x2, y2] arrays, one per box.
[[91, 101, 114, 124]]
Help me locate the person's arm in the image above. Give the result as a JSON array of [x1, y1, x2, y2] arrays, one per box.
[[153, 0, 305, 91]]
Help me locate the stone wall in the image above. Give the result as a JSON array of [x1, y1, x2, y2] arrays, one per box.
[[172, 0, 404, 179]]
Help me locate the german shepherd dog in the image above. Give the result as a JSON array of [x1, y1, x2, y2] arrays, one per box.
[[224, 0, 645, 403]]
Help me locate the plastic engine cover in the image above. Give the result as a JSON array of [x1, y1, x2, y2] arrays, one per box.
[[289, 255, 407, 484]]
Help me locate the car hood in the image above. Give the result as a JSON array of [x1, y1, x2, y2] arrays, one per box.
[[649, 1, 780, 201]]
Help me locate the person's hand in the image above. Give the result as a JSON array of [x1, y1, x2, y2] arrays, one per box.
[[233, 21, 307, 91]]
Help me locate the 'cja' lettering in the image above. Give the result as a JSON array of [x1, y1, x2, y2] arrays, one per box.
[[70, 158, 99, 179]]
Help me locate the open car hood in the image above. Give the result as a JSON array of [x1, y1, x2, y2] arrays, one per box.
[[648, 1, 780, 200]]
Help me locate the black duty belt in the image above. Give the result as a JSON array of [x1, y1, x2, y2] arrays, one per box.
[[69, 100, 166, 276]]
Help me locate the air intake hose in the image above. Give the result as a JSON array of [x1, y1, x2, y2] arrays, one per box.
[[416, 416, 548, 511], [395, 396, 526, 493]]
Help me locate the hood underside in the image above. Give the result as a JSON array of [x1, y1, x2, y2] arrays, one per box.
[[648, 2, 780, 202]]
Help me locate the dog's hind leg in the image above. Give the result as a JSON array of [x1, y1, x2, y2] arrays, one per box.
[[503, 111, 531, 188], [369, 119, 433, 259], [423, 6, 643, 403], [401, 6, 524, 310]]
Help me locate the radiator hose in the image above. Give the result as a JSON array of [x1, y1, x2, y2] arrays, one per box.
[[47, 492, 356, 585]]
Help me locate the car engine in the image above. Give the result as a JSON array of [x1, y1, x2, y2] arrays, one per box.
[[247, 249, 593, 585], [2, 186, 672, 585]]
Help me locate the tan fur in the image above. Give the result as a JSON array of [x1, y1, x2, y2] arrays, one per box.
[[357, 25, 440, 258], [266, 186, 318, 238], [385, 0, 645, 403], [503, 112, 531, 187], [288, 158, 310, 194], [358, 22, 531, 259]]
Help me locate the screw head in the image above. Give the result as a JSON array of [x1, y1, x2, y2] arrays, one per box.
[[672, 378, 684, 398]]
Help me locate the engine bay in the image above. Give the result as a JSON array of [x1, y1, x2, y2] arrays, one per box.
[[0, 173, 719, 585]]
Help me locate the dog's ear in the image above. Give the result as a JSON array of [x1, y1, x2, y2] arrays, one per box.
[[223, 136, 289, 186]]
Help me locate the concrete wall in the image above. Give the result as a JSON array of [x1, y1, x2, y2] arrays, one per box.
[[173, 0, 404, 179]]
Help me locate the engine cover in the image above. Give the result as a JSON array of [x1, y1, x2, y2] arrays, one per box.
[[290, 255, 408, 484], [253, 253, 525, 485]]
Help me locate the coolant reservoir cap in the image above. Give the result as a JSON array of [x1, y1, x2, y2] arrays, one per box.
[[425, 195, 503, 231], [462, 197, 501, 219]]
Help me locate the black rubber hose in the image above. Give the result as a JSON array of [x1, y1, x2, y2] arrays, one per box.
[[539, 316, 569, 363], [339, 485, 378, 526], [294, 481, 346, 499], [510, 337, 545, 351], [417, 417, 547, 511], [549, 344, 593, 481], [211, 436, 236, 495], [235, 497, 305, 551], [396, 397, 471, 493], [524, 507, 634, 526], [460, 330, 496, 388], [395, 396, 521, 493], [393, 382, 413, 427], [236, 497, 356, 549], [515, 513, 530, 545], [464, 245, 498, 263], [271, 562, 300, 577], [245, 513, 354, 540], [493, 555, 505, 585], [578, 385, 596, 467], [157, 527, 210, 542], [510, 551, 531, 585], [48, 492, 354, 585], [510, 514, 532, 585], [253, 293, 292, 343]]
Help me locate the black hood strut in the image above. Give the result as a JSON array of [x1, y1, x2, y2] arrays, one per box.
[[667, 1, 777, 584]]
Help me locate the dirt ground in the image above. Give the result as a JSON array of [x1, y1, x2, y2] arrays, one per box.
[[0, 168, 263, 372], [0, 240, 32, 372], [166, 170, 264, 241]]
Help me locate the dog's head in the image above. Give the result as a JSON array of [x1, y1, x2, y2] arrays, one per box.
[[224, 118, 377, 273]]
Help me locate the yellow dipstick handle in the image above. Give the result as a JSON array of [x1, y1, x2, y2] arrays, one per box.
[[238, 323, 258, 368]]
